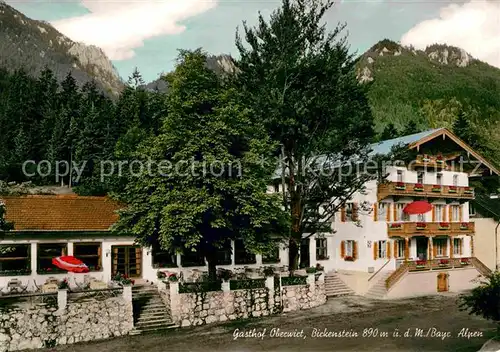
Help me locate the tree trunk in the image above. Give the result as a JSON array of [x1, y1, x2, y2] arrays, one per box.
[[288, 238, 299, 274], [205, 247, 218, 282]]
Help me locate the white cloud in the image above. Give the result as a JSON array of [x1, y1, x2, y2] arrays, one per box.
[[401, 1, 500, 68], [51, 0, 218, 60]]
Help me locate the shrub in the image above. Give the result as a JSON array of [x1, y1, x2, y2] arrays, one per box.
[[263, 266, 275, 277], [58, 278, 70, 290], [459, 271, 500, 337], [217, 269, 233, 281], [306, 267, 317, 274]]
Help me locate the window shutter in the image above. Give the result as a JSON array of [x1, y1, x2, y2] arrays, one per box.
[[459, 239, 463, 255], [443, 205, 447, 222], [386, 242, 391, 259], [432, 240, 437, 258], [373, 242, 378, 260], [386, 204, 391, 222], [353, 241, 358, 260], [340, 241, 345, 258], [450, 237, 454, 259], [341, 207, 346, 222], [393, 204, 398, 222], [448, 206, 452, 222], [432, 206, 436, 222], [352, 203, 359, 221], [459, 205, 463, 222], [405, 238, 410, 259], [393, 241, 398, 258], [373, 203, 378, 222]]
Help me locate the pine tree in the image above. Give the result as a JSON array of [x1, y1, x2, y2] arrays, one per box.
[[380, 123, 399, 141], [401, 121, 419, 136]]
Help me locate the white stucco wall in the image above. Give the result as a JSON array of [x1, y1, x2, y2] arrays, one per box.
[[386, 268, 482, 299], [473, 217, 499, 271]]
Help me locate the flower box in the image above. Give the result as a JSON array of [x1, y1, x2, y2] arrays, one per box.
[[439, 222, 450, 230], [438, 259, 450, 267], [436, 155, 444, 164], [448, 186, 458, 194], [431, 185, 442, 192], [460, 223, 469, 230], [460, 259, 470, 266], [464, 187, 473, 195], [344, 256, 354, 262], [395, 182, 406, 191], [416, 222, 427, 230], [390, 223, 403, 230], [415, 260, 427, 269], [422, 155, 431, 163], [414, 183, 424, 192]]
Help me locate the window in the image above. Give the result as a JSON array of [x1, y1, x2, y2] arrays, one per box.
[[344, 203, 358, 222], [394, 203, 409, 221], [73, 243, 102, 271], [396, 239, 405, 258], [0, 244, 30, 275], [377, 240, 387, 259], [453, 238, 463, 255], [377, 203, 389, 221], [436, 173, 443, 185], [417, 213, 425, 222], [151, 243, 177, 268], [316, 238, 328, 260], [216, 240, 232, 265], [262, 246, 280, 264], [451, 205, 460, 222], [37, 243, 67, 274], [345, 240, 354, 257], [234, 239, 256, 265], [469, 203, 476, 217], [181, 245, 206, 267], [435, 204, 444, 222], [434, 239, 447, 257], [397, 170, 404, 182], [342, 240, 356, 261], [453, 175, 459, 186], [417, 171, 424, 184], [273, 183, 280, 193]]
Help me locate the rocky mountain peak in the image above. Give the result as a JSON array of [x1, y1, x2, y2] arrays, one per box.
[[424, 44, 474, 67]]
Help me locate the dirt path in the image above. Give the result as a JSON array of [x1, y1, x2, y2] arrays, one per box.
[[45, 295, 497, 352]]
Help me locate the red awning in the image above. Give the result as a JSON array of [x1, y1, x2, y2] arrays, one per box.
[[403, 201, 433, 215], [52, 256, 89, 273]]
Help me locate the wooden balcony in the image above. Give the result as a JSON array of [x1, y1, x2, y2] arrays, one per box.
[[413, 154, 448, 170], [377, 182, 474, 201], [387, 222, 475, 237]]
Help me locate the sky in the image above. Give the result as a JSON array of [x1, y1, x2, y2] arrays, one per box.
[[6, 0, 500, 82]]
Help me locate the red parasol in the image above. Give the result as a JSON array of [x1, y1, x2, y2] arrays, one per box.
[[403, 201, 433, 215], [52, 256, 89, 273]]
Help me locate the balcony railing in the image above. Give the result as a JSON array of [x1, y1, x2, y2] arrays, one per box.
[[387, 221, 475, 237], [412, 154, 449, 170], [378, 182, 474, 201]]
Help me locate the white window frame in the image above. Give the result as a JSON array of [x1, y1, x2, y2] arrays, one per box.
[[435, 238, 447, 257], [417, 171, 424, 184], [453, 175, 459, 186], [436, 173, 443, 185], [417, 213, 425, 222], [377, 240, 387, 259], [397, 170, 404, 182], [397, 239, 405, 258], [378, 203, 388, 222], [435, 204, 443, 222], [451, 205, 460, 222], [345, 240, 354, 257]]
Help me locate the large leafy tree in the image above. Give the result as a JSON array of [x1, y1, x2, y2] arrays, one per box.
[[113, 50, 288, 280], [235, 0, 377, 270]]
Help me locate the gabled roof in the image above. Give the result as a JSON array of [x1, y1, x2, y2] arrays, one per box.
[[2, 195, 122, 231], [369, 129, 442, 156]]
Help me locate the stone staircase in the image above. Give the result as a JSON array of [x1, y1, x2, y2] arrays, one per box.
[[129, 284, 177, 335], [324, 272, 355, 297], [364, 271, 394, 300]]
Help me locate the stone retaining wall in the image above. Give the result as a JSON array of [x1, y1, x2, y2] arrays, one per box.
[[168, 273, 326, 327], [0, 289, 133, 352]]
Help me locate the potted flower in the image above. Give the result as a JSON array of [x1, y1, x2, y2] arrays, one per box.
[[416, 222, 427, 230], [58, 278, 70, 290], [460, 222, 469, 230], [436, 155, 444, 164], [438, 259, 449, 267], [439, 222, 450, 230], [157, 270, 167, 279], [344, 255, 354, 262], [422, 155, 431, 163], [306, 267, 317, 274], [460, 258, 470, 266], [464, 187, 473, 195], [414, 183, 424, 192], [431, 185, 442, 192], [262, 267, 275, 277], [390, 223, 403, 230], [395, 182, 406, 191], [416, 260, 427, 269], [168, 273, 178, 282], [315, 263, 324, 272], [448, 186, 458, 193]]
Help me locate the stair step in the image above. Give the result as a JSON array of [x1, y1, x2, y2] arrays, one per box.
[[137, 316, 171, 324], [130, 324, 179, 335], [136, 321, 175, 329]]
